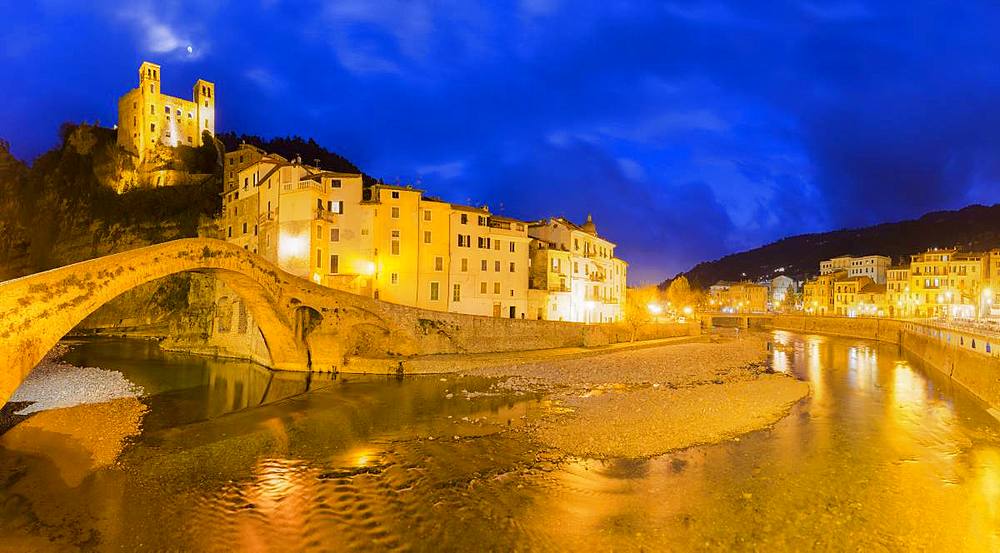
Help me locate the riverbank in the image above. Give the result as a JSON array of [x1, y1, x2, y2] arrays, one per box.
[[773, 314, 1000, 411], [466, 335, 809, 458]]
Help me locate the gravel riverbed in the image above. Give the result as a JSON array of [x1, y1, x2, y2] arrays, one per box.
[[466, 335, 810, 458], [8, 344, 145, 415]]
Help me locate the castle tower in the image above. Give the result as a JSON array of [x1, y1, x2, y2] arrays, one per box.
[[193, 79, 215, 145], [116, 61, 215, 163]]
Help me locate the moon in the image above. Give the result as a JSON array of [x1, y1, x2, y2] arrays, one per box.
[[186, 45, 194, 54]]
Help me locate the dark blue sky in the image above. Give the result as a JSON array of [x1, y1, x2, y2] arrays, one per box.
[[3, 1, 1000, 282]]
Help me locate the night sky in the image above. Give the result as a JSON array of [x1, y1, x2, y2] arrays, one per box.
[[3, 2, 1000, 282]]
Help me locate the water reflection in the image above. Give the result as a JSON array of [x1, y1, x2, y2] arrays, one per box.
[[1, 333, 1000, 550]]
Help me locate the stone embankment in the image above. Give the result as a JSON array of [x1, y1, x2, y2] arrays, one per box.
[[773, 314, 1000, 412]]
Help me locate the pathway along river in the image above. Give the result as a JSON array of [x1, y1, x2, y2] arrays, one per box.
[[1, 332, 999, 551]]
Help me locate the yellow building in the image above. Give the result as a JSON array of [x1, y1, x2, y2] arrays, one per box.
[[856, 282, 888, 317], [833, 275, 873, 316], [117, 61, 215, 162], [803, 270, 847, 315], [886, 266, 910, 317], [526, 216, 627, 323], [708, 280, 767, 313], [907, 248, 986, 318], [219, 145, 535, 318]]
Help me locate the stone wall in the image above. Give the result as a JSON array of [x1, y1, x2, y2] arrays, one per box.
[[774, 314, 1000, 410], [772, 314, 904, 344], [166, 274, 698, 366]]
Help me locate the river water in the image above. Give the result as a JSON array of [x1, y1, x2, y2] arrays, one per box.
[[1, 332, 999, 551]]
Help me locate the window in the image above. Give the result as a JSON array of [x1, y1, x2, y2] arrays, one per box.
[[391, 206, 400, 218], [330, 228, 340, 242], [254, 225, 258, 236], [453, 284, 461, 302], [316, 225, 323, 238], [330, 254, 339, 274], [330, 201, 343, 214], [424, 210, 431, 221], [551, 258, 559, 270], [391, 191, 400, 199], [242, 222, 247, 234], [227, 226, 232, 238], [494, 240, 500, 251], [480, 282, 488, 294], [316, 249, 323, 268], [510, 242, 516, 253], [461, 213, 468, 224], [494, 282, 501, 294], [424, 230, 432, 244], [430, 282, 440, 301], [391, 272, 399, 284], [478, 216, 487, 226], [435, 257, 444, 271], [494, 261, 501, 272], [150, 105, 155, 114], [481, 260, 488, 271], [461, 258, 468, 272], [330, 179, 342, 188], [150, 123, 156, 132], [458, 235, 471, 247], [165, 106, 171, 114], [510, 262, 516, 272], [391, 230, 400, 255]]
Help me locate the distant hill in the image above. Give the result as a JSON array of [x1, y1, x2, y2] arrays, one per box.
[[665, 204, 1000, 290]]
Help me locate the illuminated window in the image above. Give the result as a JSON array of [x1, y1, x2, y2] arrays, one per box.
[[330, 201, 343, 214], [391, 239, 400, 256], [453, 284, 461, 302], [391, 272, 399, 285]]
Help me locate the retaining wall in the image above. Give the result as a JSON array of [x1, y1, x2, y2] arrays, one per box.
[[773, 314, 1000, 410]]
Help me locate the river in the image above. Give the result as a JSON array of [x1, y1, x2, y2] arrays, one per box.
[[1, 331, 999, 551]]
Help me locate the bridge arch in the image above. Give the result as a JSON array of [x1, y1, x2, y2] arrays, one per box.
[[0, 239, 311, 407]]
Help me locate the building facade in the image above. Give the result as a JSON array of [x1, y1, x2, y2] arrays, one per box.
[[219, 146, 624, 321], [886, 266, 911, 317], [833, 276, 873, 316], [803, 270, 846, 315], [820, 255, 891, 283], [526, 216, 627, 323], [117, 61, 215, 162]]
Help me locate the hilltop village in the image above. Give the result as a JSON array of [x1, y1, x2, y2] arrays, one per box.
[[115, 61, 627, 324]]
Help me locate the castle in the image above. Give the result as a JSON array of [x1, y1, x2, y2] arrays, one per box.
[[116, 61, 215, 162]]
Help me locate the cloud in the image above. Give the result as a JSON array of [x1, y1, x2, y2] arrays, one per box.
[[117, 3, 205, 59], [416, 160, 467, 180]]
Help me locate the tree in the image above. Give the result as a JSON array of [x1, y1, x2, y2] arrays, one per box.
[[624, 285, 661, 342], [666, 275, 695, 311]]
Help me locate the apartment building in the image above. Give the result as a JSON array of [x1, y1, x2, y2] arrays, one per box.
[[526, 216, 627, 323], [820, 255, 891, 284]]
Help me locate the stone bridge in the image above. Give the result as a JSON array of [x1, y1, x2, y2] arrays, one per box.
[[0, 239, 430, 407], [0, 238, 697, 407], [699, 312, 775, 330]]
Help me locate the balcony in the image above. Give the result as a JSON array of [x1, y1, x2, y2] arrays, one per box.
[[315, 209, 338, 223], [257, 210, 276, 224]]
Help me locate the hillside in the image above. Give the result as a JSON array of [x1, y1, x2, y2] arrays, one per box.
[[667, 204, 1000, 289]]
